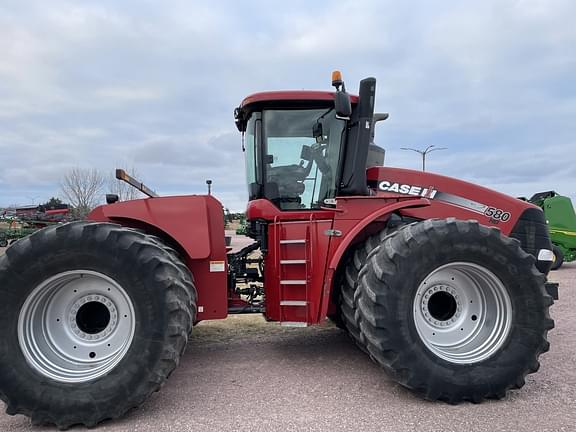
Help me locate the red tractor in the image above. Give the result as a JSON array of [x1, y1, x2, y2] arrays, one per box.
[[0, 72, 558, 429]]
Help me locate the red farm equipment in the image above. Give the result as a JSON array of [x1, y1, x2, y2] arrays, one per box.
[[0, 72, 558, 429]]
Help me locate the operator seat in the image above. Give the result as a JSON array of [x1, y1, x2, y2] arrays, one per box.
[[267, 164, 308, 210]]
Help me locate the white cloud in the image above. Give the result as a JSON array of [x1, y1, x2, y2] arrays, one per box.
[[93, 87, 164, 103], [0, 0, 575, 211]]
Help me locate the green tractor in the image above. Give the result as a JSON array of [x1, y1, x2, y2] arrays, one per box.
[[0, 227, 39, 248], [529, 191, 576, 270]]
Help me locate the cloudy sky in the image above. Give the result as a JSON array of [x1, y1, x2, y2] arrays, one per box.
[[0, 0, 574, 211]]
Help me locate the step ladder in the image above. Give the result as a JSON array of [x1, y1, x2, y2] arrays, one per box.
[[276, 225, 311, 327]]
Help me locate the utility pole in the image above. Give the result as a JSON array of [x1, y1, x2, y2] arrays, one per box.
[[206, 179, 212, 196], [400, 145, 447, 171]]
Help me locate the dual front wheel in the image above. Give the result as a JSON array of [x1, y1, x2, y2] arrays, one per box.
[[340, 218, 554, 402]]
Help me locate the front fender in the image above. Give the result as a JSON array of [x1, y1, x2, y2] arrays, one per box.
[[319, 197, 430, 320]]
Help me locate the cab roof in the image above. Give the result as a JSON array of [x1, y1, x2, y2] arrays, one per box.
[[240, 90, 359, 109], [235, 90, 359, 132]]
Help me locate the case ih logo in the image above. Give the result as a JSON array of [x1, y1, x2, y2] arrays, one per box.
[[378, 181, 438, 199]]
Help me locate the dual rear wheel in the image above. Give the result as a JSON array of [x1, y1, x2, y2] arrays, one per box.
[[0, 222, 196, 429], [339, 218, 554, 402]]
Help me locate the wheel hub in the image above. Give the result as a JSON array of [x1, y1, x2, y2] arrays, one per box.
[[70, 295, 117, 340], [420, 285, 462, 325], [18, 270, 135, 383], [413, 262, 512, 364]]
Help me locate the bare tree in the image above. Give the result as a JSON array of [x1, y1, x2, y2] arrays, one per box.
[[60, 168, 106, 218], [108, 166, 143, 201]]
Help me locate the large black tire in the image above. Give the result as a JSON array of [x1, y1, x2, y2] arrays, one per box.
[[0, 221, 196, 429], [132, 231, 198, 315], [0, 238, 7, 248], [551, 244, 564, 270], [355, 218, 554, 403], [338, 226, 398, 345], [142, 232, 198, 332]]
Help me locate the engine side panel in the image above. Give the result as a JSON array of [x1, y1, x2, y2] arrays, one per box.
[[367, 167, 538, 235], [366, 166, 553, 274], [87, 195, 228, 320]]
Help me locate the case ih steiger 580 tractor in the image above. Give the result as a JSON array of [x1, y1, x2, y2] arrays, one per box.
[[0, 72, 558, 429]]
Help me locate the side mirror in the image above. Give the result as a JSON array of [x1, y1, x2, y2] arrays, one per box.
[[334, 91, 352, 119], [234, 107, 246, 132]]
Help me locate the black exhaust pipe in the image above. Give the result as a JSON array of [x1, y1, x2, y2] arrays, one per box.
[[338, 77, 376, 196]]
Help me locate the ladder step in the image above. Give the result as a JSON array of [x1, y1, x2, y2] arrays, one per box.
[[279, 239, 306, 244], [280, 280, 307, 285], [280, 259, 306, 265], [281, 322, 308, 328], [280, 300, 307, 306]]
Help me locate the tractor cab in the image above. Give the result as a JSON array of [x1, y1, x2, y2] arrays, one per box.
[[235, 91, 349, 210], [235, 72, 385, 211]]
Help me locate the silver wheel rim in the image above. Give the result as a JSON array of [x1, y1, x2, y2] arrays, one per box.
[[413, 262, 512, 364], [18, 270, 135, 383]]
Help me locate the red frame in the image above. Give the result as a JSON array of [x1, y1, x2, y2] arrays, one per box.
[[87, 166, 538, 325]]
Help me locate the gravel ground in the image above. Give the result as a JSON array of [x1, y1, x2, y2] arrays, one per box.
[[0, 254, 574, 431]]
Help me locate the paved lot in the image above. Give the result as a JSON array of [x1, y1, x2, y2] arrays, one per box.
[[0, 254, 574, 431]]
